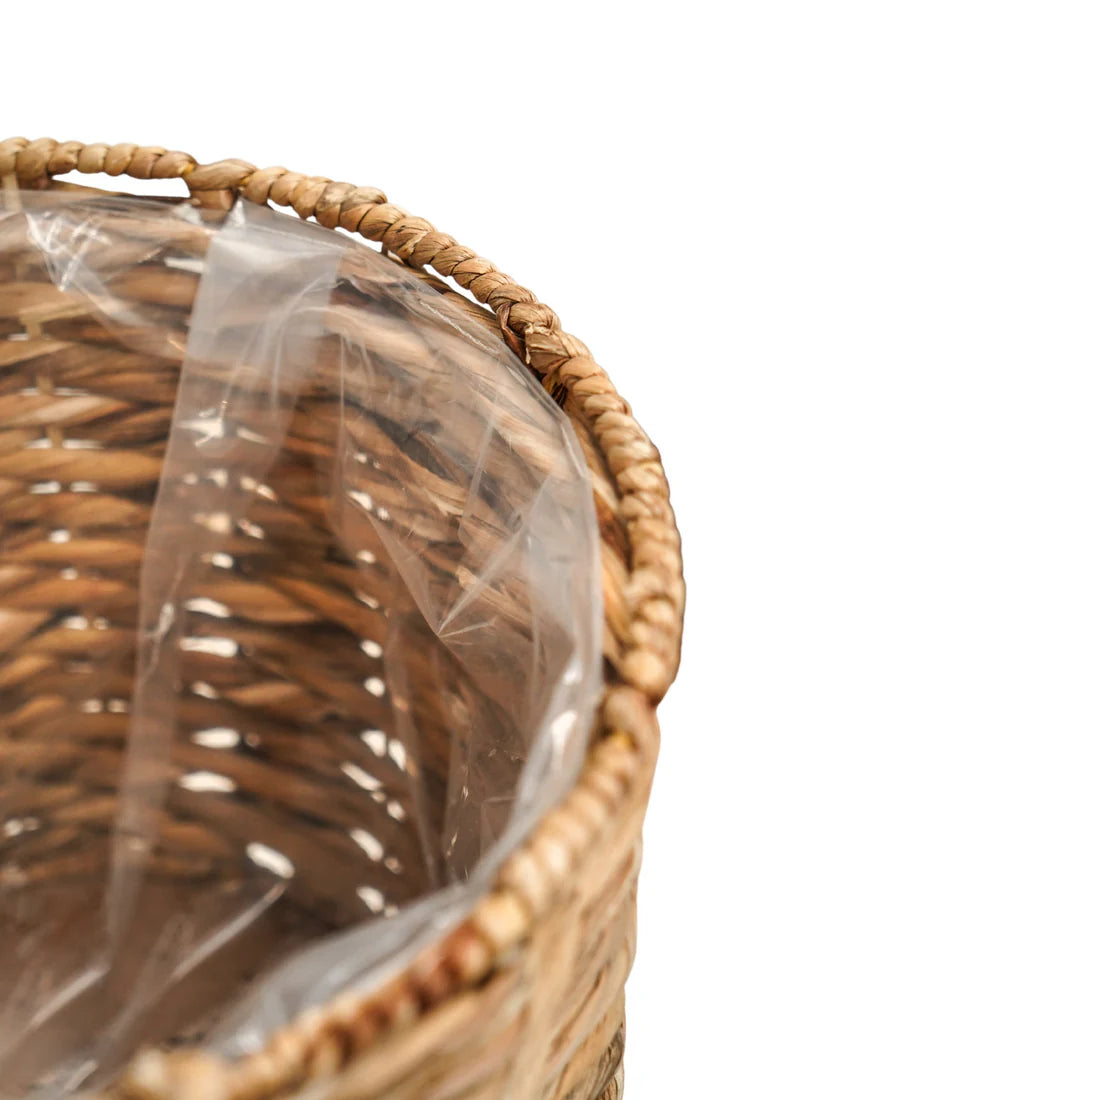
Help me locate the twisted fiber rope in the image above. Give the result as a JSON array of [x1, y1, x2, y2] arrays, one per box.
[[0, 137, 685, 1098]]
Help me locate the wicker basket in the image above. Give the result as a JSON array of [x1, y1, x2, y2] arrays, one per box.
[[0, 137, 685, 1100]]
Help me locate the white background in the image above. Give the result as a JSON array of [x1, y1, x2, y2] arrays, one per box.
[[7, 3, 1100, 1097]]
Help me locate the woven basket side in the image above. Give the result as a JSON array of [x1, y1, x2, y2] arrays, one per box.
[[0, 138, 684, 1100]]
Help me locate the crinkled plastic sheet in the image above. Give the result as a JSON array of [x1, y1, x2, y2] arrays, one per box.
[[0, 191, 601, 1095]]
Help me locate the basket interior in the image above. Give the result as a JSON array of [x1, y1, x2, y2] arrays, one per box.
[[0, 187, 600, 1093]]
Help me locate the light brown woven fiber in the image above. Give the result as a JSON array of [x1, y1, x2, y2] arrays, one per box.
[[0, 137, 684, 1100]]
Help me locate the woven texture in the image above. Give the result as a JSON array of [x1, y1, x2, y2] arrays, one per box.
[[0, 138, 685, 1100]]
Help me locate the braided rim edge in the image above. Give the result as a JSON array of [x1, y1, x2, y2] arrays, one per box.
[[0, 137, 686, 1100]]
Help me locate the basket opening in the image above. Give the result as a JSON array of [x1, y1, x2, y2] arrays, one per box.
[[15, 169, 192, 202], [0, 187, 601, 1094]]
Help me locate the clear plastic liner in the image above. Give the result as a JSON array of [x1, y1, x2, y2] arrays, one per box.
[[0, 192, 601, 1094]]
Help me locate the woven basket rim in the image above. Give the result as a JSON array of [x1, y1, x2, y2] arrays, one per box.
[[0, 136, 685, 1100]]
